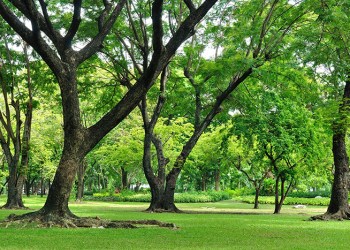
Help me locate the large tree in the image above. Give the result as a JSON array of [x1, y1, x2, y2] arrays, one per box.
[[0, 0, 217, 225], [152, 0, 310, 212], [296, 0, 350, 220]]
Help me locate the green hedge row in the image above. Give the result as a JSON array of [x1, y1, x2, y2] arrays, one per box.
[[84, 191, 230, 203], [234, 195, 330, 206]]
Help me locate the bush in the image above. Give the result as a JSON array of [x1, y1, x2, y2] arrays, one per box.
[[226, 188, 255, 198], [287, 190, 331, 198], [85, 190, 230, 203], [234, 195, 331, 206]]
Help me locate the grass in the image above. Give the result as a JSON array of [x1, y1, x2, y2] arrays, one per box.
[[1, 196, 350, 249]]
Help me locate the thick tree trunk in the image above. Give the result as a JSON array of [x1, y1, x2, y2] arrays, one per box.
[[311, 79, 350, 220], [147, 183, 165, 211], [326, 132, 350, 216], [76, 160, 86, 202], [162, 169, 181, 212], [39, 152, 81, 217]]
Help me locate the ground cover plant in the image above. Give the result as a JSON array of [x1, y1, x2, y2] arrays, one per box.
[[1, 197, 350, 250]]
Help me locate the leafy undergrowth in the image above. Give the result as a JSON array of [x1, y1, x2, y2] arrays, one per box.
[[234, 195, 330, 206], [85, 190, 230, 203]]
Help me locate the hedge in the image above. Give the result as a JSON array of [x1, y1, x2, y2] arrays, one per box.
[[84, 191, 230, 203], [234, 195, 331, 206]]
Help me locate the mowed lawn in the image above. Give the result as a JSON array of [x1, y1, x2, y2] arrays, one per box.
[[1, 196, 350, 250]]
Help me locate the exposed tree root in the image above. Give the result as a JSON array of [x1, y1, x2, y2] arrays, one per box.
[[310, 211, 350, 221], [1, 205, 28, 210], [0, 211, 177, 229], [145, 208, 183, 213]]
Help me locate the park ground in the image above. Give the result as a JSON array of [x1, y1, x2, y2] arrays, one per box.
[[0, 197, 350, 249]]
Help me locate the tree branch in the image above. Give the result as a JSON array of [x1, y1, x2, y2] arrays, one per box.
[[77, 0, 127, 65], [0, 1, 63, 76], [183, 0, 196, 13], [64, 0, 82, 48], [152, 0, 164, 56], [86, 0, 218, 153]]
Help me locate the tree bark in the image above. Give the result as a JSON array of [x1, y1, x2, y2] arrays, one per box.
[[76, 160, 86, 202], [121, 167, 128, 190], [3, 161, 25, 208], [254, 188, 260, 209], [327, 133, 350, 215], [215, 168, 220, 191], [311, 78, 350, 220], [273, 176, 280, 214], [201, 172, 207, 191]]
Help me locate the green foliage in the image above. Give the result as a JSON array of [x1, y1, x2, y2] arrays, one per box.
[[288, 190, 331, 198], [235, 195, 331, 206], [87, 191, 230, 203], [226, 188, 255, 198]]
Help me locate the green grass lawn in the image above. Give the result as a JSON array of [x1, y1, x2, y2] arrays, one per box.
[[0, 196, 350, 250]]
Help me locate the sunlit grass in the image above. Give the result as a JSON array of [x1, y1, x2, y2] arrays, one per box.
[[0, 196, 349, 250]]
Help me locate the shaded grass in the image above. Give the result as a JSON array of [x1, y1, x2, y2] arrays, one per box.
[[0, 196, 350, 249]]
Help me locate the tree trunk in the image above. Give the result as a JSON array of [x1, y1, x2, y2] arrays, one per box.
[[326, 132, 350, 215], [0, 178, 7, 195], [76, 160, 86, 202], [254, 188, 260, 209], [121, 167, 128, 190], [162, 169, 181, 212], [273, 176, 280, 214], [25, 179, 31, 197], [215, 168, 220, 191], [39, 152, 81, 217], [201, 173, 207, 191], [2, 161, 25, 209], [311, 79, 350, 220]]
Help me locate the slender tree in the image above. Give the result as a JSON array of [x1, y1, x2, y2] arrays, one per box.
[[157, 0, 309, 212], [0, 32, 33, 209]]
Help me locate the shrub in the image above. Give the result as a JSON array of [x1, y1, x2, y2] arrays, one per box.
[[234, 195, 331, 206], [226, 188, 255, 198], [85, 190, 230, 203], [287, 190, 331, 198]]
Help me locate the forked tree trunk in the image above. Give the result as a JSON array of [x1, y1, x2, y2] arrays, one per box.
[[274, 176, 294, 214], [38, 67, 86, 217]]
